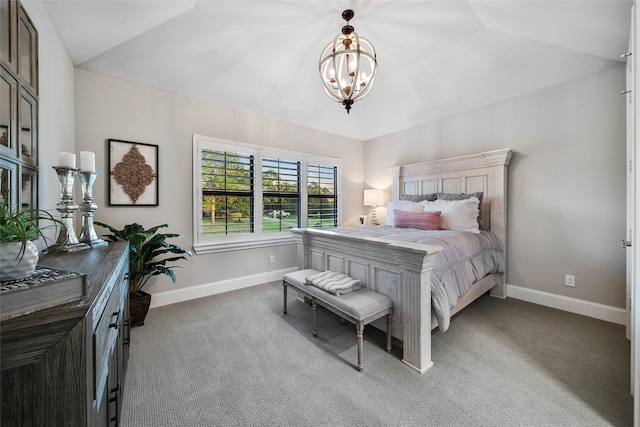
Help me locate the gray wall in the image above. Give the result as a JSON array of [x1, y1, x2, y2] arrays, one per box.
[[22, 1, 75, 244], [363, 65, 627, 308], [73, 69, 364, 295]]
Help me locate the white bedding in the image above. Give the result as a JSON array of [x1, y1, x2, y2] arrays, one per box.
[[328, 226, 505, 331]]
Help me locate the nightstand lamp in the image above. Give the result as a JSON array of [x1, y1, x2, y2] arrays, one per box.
[[364, 188, 384, 225]]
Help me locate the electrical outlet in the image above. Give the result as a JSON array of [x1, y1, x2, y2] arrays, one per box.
[[269, 255, 275, 264], [565, 274, 575, 287]]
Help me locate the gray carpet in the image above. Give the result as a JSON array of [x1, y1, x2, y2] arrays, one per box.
[[121, 282, 633, 426]]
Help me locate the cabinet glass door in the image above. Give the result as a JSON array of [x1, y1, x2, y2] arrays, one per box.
[[0, 69, 16, 159], [21, 168, 34, 210], [20, 93, 35, 163], [0, 158, 14, 207], [18, 14, 33, 87], [0, 74, 10, 150], [0, 0, 9, 62]]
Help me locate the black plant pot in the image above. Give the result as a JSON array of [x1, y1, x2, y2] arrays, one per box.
[[130, 290, 151, 327]]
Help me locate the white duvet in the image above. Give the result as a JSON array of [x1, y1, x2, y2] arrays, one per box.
[[329, 226, 505, 331]]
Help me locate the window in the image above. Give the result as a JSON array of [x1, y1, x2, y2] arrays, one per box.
[[307, 163, 337, 229], [201, 148, 254, 236], [193, 135, 341, 254], [262, 157, 300, 233]]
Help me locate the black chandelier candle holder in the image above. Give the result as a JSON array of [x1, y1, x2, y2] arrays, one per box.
[[78, 170, 107, 247]]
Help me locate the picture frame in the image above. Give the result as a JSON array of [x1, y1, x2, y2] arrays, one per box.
[[108, 139, 158, 206], [357, 215, 367, 226]]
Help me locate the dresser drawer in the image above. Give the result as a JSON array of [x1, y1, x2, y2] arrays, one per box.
[[93, 273, 125, 401]]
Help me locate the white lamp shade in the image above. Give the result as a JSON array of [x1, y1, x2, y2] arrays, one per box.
[[364, 188, 383, 207]]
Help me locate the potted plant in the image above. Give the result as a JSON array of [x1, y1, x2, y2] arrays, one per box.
[[0, 204, 63, 281], [94, 222, 191, 326]]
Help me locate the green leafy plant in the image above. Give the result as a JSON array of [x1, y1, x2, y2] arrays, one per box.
[[0, 204, 62, 261], [94, 222, 191, 295]]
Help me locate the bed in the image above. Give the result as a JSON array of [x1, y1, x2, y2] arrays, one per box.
[[290, 148, 514, 373]]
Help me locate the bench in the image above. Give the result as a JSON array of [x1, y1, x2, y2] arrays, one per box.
[[282, 269, 392, 372]]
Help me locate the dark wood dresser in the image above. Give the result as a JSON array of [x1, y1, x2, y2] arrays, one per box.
[[1, 242, 130, 426]]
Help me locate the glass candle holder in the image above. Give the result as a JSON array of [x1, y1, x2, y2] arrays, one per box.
[[78, 170, 107, 247], [48, 166, 90, 252]]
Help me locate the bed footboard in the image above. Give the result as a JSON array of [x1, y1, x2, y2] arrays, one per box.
[[290, 227, 442, 373]]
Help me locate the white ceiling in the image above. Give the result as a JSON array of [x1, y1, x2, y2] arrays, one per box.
[[42, 0, 632, 141]]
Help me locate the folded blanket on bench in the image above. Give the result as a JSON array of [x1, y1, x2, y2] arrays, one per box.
[[305, 271, 362, 295]]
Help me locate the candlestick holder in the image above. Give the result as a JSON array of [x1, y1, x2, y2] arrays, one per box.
[[49, 166, 90, 252], [78, 170, 107, 247]]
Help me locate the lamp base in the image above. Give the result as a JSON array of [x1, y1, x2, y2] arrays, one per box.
[[371, 207, 380, 225]]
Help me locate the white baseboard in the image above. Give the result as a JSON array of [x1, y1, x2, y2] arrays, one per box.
[[149, 276, 627, 326], [506, 284, 626, 325], [149, 267, 298, 309]]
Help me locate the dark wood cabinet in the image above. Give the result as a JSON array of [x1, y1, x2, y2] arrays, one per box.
[[1, 242, 130, 426]]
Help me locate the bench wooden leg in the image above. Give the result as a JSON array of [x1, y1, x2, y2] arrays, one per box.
[[283, 282, 288, 314], [312, 298, 318, 337], [356, 321, 364, 372], [386, 311, 392, 353]]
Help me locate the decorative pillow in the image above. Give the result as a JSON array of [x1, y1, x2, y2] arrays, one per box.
[[385, 200, 424, 225], [437, 192, 485, 230], [400, 193, 437, 203], [422, 197, 480, 233], [393, 210, 441, 230]]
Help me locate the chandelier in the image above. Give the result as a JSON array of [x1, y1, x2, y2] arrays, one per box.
[[319, 9, 378, 114]]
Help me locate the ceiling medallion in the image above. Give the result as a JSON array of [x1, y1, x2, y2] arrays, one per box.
[[319, 9, 378, 114]]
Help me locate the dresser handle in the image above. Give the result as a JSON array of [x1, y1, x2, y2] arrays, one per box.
[[109, 311, 120, 329], [123, 319, 131, 346], [109, 384, 120, 426], [109, 384, 120, 402]]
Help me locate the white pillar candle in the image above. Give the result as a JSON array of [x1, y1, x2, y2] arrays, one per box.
[[58, 152, 76, 168], [80, 151, 96, 172]]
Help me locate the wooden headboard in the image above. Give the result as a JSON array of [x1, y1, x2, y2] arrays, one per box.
[[387, 148, 514, 252]]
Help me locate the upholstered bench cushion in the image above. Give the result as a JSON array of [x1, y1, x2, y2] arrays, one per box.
[[283, 269, 393, 372], [283, 269, 392, 321], [283, 269, 317, 287]]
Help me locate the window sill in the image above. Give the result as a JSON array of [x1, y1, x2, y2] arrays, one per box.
[[193, 235, 296, 254]]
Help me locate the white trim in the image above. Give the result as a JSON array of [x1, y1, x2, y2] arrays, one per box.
[[149, 267, 297, 309], [507, 284, 626, 325], [193, 235, 295, 255], [150, 275, 626, 326]]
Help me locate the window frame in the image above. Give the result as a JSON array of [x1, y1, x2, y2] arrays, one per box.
[[193, 134, 342, 254]]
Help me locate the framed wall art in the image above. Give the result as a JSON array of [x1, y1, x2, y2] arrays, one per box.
[[108, 139, 158, 206]]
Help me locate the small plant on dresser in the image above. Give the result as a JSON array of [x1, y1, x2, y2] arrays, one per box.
[[0, 204, 62, 281]]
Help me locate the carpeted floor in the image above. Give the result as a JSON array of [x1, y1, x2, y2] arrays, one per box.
[[121, 282, 633, 426]]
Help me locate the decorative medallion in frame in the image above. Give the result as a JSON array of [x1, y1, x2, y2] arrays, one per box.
[[108, 139, 158, 206]]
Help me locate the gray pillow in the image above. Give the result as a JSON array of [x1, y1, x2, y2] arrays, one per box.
[[436, 192, 485, 230], [400, 193, 437, 202]]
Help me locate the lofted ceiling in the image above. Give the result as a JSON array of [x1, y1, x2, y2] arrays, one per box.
[[43, 0, 633, 141]]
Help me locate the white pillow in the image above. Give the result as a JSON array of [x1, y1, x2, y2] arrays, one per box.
[[421, 197, 480, 233], [385, 200, 424, 225]]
